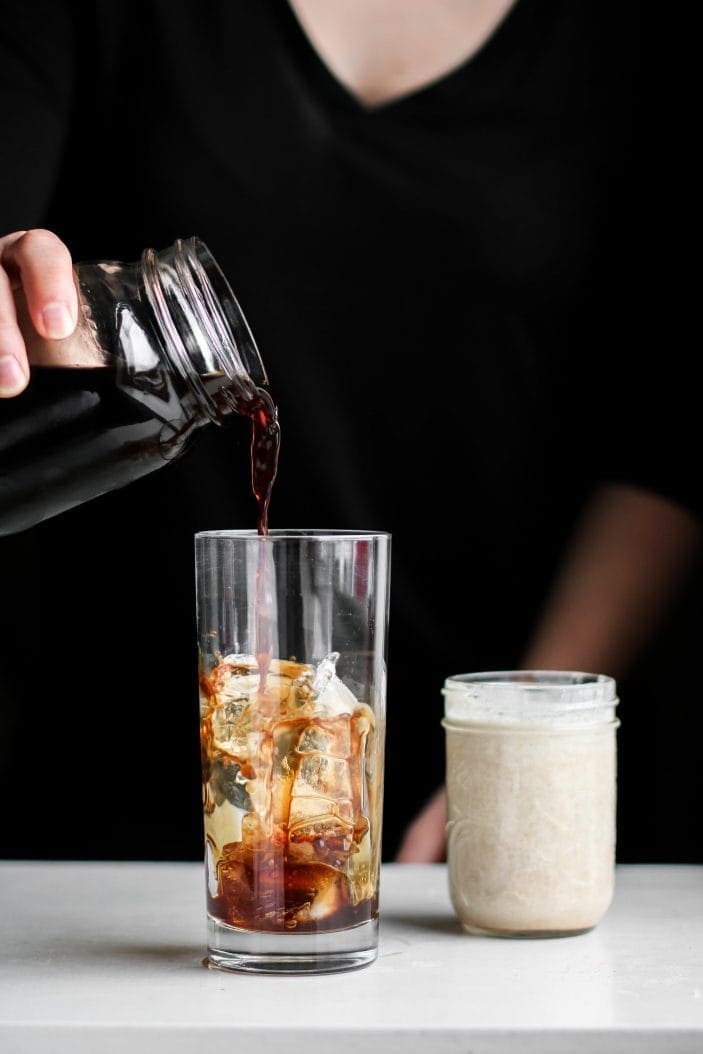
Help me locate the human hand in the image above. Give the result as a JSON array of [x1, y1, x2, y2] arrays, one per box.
[[0, 229, 77, 396], [394, 784, 447, 862]]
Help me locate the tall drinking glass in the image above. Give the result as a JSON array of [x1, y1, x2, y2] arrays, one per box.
[[195, 529, 391, 973]]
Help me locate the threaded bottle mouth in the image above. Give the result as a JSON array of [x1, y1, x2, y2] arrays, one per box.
[[141, 237, 267, 423]]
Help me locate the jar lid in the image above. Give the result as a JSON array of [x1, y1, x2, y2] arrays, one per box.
[[443, 670, 618, 728]]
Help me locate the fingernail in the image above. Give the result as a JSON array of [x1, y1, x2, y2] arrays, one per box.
[[42, 302, 75, 339], [0, 354, 26, 395]]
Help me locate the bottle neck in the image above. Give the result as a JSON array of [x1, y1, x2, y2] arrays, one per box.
[[140, 237, 266, 424]]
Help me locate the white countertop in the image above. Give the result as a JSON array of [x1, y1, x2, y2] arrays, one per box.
[[0, 862, 701, 1053]]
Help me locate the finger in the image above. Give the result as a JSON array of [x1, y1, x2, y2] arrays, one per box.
[[0, 229, 77, 340], [394, 785, 448, 863], [0, 263, 29, 396]]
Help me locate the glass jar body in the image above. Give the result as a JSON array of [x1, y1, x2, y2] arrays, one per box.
[[0, 238, 265, 536], [443, 671, 619, 937]]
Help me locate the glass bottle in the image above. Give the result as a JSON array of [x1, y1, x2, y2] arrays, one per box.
[[0, 237, 272, 536]]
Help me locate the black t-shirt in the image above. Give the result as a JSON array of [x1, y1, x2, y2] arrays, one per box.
[[0, 1, 698, 860]]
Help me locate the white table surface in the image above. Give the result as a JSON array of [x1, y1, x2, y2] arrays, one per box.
[[0, 862, 701, 1053]]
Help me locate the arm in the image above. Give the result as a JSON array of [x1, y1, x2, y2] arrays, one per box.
[[520, 483, 701, 678], [396, 482, 702, 862]]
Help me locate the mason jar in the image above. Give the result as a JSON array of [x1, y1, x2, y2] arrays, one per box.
[[0, 237, 273, 536], [443, 670, 620, 937]]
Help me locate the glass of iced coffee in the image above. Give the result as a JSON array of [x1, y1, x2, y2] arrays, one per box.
[[443, 671, 620, 937], [195, 530, 390, 973]]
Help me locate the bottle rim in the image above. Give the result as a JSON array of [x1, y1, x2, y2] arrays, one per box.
[[141, 237, 267, 423], [195, 528, 392, 541]]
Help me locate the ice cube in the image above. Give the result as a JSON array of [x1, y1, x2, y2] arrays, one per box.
[[210, 698, 256, 761], [211, 654, 260, 701], [311, 652, 361, 717], [214, 655, 303, 713], [288, 795, 355, 840], [296, 716, 352, 758], [291, 753, 353, 801], [293, 871, 345, 923], [312, 651, 339, 696], [270, 719, 304, 824]]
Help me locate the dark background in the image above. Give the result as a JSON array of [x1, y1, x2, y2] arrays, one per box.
[[0, 1, 700, 865]]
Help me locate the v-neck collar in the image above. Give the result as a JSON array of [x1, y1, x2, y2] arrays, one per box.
[[274, 0, 533, 117]]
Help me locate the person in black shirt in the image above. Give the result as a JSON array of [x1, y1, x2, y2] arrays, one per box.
[[0, 1, 700, 863]]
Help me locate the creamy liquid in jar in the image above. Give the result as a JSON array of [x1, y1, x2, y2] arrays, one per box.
[[443, 671, 619, 937]]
